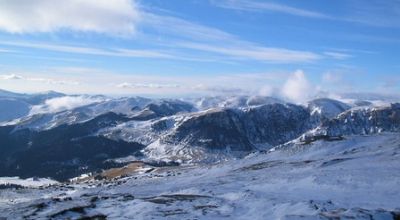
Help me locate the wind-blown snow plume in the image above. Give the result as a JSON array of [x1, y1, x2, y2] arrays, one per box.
[[281, 70, 315, 103]]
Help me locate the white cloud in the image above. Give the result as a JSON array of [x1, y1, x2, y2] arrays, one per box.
[[0, 40, 236, 63], [259, 85, 279, 97], [30, 96, 105, 114], [142, 13, 322, 63], [143, 12, 235, 42], [0, 7, 324, 63], [0, 38, 322, 64], [211, 0, 330, 19], [320, 69, 358, 93], [116, 82, 180, 89], [0, 73, 80, 85], [0, 0, 140, 35], [281, 70, 315, 103], [344, 0, 400, 28], [179, 42, 321, 63], [0, 48, 12, 53], [114, 48, 175, 59], [192, 84, 244, 94], [26, 77, 80, 86], [212, 0, 400, 28], [322, 72, 342, 84], [0, 74, 23, 80], [0, 41, 178, 59], [323, 51, 352, 60]]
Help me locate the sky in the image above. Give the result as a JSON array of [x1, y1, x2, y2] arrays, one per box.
[[0, 0, 399, 101]]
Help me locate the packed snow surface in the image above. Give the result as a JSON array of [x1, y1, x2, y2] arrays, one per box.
[[1, 133, 399, 219], [0, 177, 58, 187]]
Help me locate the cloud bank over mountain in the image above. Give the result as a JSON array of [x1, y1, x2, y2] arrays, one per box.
[[30, 96, 105, 114]]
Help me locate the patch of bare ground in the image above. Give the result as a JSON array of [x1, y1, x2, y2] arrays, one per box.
[[99, 162, 146, 180]]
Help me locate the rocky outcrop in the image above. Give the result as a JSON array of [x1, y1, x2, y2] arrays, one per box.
[[302, 103, 400, 143], [131, 100, 194, 121], [160, 103, 312, 152], [322, 103, 400, 136], [307, 98, 351, 125]]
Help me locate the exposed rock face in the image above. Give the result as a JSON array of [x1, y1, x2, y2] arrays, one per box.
[[304, 103, 400, 141], [307, 98, 351, 125], [0, 112, 144, 181], [160, 103, 312, 152], [322, 103, 400, 136], [241, 103, 311, 147], [131, 100, 194, 121], [162, 108, 253, 151]]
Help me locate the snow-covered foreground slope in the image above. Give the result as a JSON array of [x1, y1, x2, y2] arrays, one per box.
[[0, 177, 58, 188], [1, 133, 399, 219]]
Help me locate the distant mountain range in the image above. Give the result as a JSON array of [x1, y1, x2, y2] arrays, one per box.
[[0, 89, 399, 181]]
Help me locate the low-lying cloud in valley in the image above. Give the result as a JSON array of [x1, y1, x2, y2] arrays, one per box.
[[29, 96, 106, 115]]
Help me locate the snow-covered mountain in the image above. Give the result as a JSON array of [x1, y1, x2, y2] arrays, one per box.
[[1, 89, 399, 181], [99, 103, 313, 163], [307, 98, 351, 120], [0, 90, 65, 123], [0, 98, 31, 122], [302, 103, 400, 141], [6, 96, 151, 130], [1, 133, 400, 219], [0, 89, 400, 219], [188, 95, 284, 110], [145, 103, 312, 163]]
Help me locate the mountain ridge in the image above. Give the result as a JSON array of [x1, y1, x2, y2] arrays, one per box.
[[0, 89, 399, 181]]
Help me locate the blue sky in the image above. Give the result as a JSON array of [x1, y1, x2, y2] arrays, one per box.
[[0, 0, 399, 100]]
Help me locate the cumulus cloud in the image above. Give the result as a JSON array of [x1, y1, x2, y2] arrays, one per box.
[[0, 0, 140, 35], [30, 96, 105, 114], [116, 82, 180, 89], [281, 70, 315, 103]]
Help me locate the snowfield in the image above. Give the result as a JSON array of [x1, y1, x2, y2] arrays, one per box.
[[1, 133, 399, 219], [0, 177, 58, 188]]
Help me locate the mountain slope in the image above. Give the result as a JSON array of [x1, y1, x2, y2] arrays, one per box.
[[0, 112, 144, 181], [0, 98, 31, 122], [307, 98, 350, 121], [0, 90, 65, 123], [143, 103, 312, 162], [1, 133, 399, 219], [1, 90, 399, 181], [310, 103, 400, 137], [190, 95, 284, 110]]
